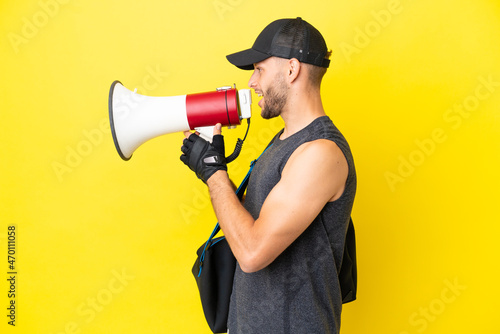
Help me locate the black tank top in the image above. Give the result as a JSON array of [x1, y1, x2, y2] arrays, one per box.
[[228, 116, 357, 334]]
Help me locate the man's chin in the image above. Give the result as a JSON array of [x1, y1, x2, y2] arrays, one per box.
[[261, 109, 280, 120]]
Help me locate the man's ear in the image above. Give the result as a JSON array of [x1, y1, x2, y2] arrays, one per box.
[[287, 58, 301, 83]]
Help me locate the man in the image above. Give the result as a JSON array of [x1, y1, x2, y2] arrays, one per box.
[[181, 17, 356, 333]]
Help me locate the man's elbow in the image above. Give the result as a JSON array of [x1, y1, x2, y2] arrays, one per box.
[[238, 251, 271, 273], [239, 260, 263, 274]]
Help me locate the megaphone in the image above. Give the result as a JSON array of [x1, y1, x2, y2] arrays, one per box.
[[108, 80, 252, 160]]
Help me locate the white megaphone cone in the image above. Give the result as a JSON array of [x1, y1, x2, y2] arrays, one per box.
[[108, 81, 252, 160]]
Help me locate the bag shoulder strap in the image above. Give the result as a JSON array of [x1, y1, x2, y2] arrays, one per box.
[[235, 136, 276, 201]]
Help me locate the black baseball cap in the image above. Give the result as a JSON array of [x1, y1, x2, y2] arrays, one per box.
[[226, 17, 331, 70]]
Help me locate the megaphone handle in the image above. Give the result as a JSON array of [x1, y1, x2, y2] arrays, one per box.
[[194, 126, 215, 143], [195, 118, 250, 163]]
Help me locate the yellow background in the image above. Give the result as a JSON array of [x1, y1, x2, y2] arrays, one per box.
[[1, 0, 499, 333]]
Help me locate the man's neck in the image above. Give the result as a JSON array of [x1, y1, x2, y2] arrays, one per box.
[[279, 90, 326, 140]]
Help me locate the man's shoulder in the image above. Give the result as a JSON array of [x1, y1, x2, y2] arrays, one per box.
[[281, 138, 349, 202], [293, 138, 344, 161]]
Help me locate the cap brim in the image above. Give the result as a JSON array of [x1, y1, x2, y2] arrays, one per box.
[[226, 48, 271, 70]]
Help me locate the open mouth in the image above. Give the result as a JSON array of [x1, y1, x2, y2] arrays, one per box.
[[255, 91, 264, 107]]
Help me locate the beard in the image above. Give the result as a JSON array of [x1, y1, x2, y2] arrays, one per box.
[[261, 73, 288, 120]]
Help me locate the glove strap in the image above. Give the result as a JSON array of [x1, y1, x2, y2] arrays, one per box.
[[189, 137, 208, 171]]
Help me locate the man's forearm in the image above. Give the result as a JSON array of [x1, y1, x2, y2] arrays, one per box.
[[206, 170, 258, 270]]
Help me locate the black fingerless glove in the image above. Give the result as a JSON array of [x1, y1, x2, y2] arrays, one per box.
[[180, 133, 227, 183]]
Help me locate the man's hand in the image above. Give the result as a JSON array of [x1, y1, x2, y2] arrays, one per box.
[[180, 124, 227, 183]]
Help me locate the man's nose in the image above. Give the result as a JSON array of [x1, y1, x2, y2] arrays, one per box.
[[248, 71, 257, 88]]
